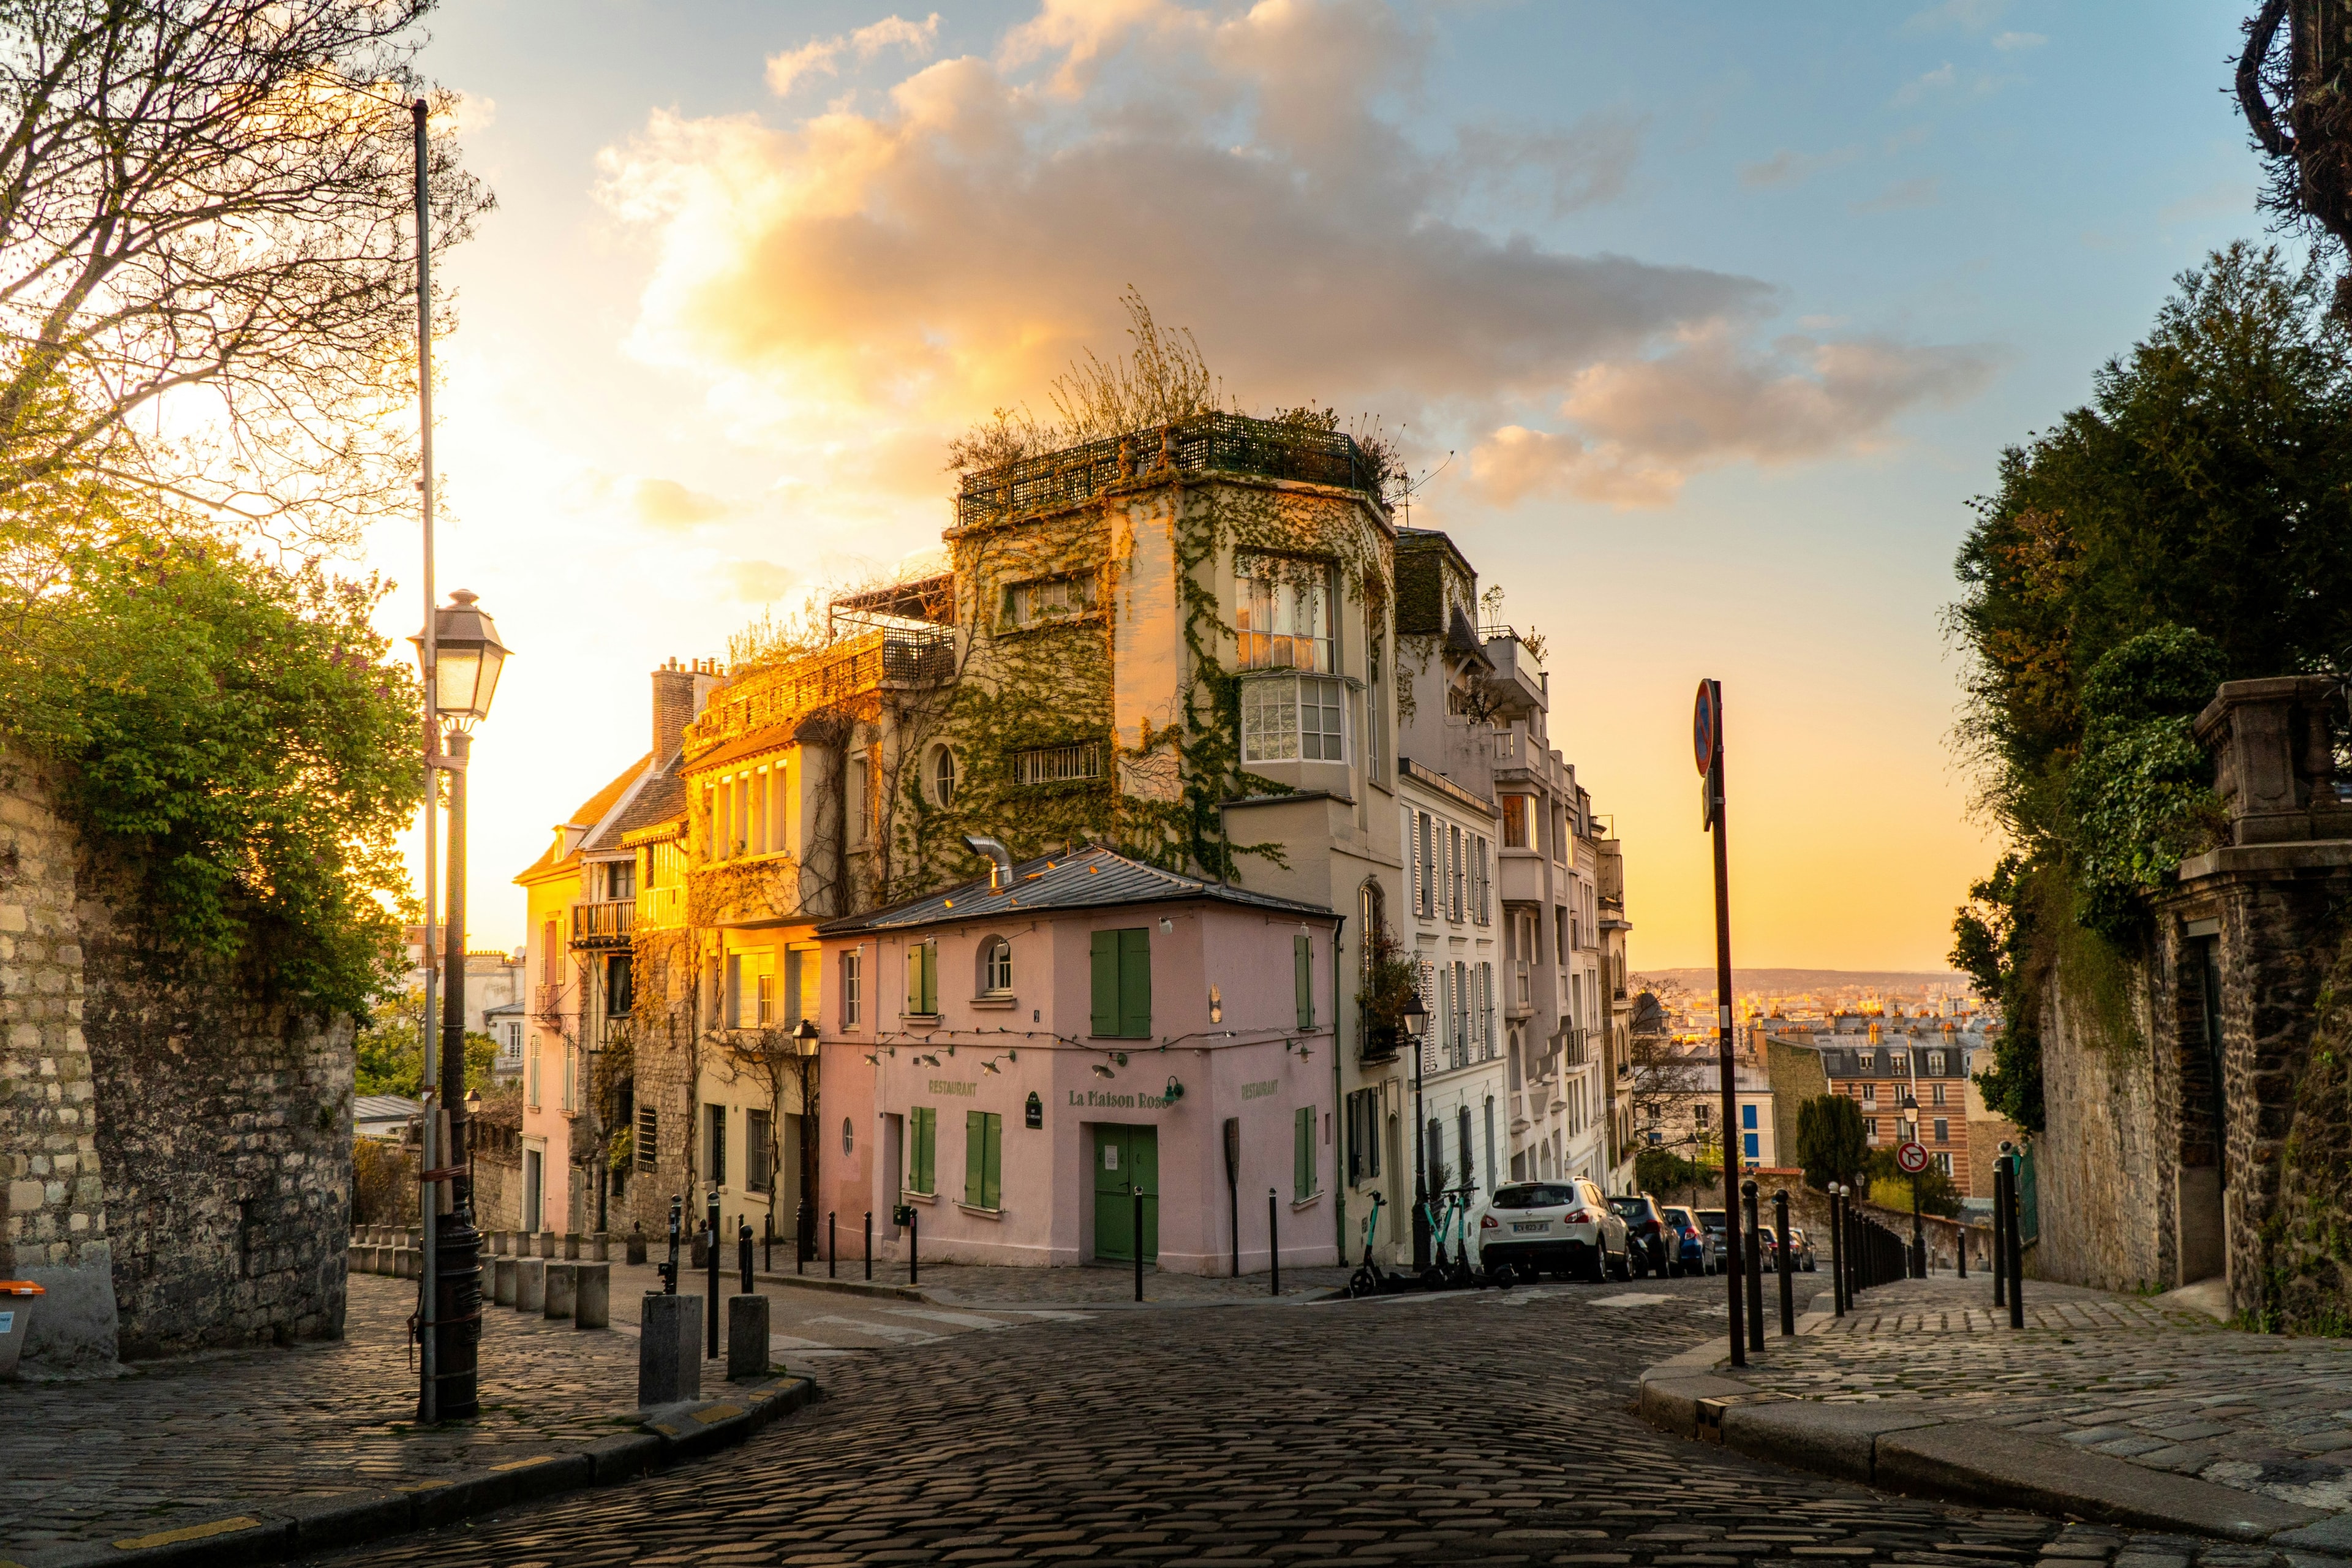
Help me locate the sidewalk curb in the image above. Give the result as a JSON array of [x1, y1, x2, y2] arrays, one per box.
[[1, 1374, 820, 1568], [748, 1268, 1343, 1310], [1635, 1342, 2327, 1544], [752, 1268, 928, 1303]]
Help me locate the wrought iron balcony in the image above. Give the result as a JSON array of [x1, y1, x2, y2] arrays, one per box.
[[569, 899, 635, 949]]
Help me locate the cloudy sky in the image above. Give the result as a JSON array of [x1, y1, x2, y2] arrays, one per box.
[[384, 0, 2268, 970]]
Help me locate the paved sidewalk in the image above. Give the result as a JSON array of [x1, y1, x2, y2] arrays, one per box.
[[1674, 1274, 2352, 1536], [4, 1273, 697, 1562]]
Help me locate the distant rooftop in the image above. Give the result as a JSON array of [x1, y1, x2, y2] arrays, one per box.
[[956, 412, 1391, 530]]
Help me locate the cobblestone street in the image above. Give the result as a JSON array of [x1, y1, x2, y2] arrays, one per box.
[[284, 1274, 2350, 1568], [1734, 1277, 2352, 1516]]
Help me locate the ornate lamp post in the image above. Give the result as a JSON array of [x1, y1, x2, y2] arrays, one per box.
[[409, 587, 511, 1422], [792, 1018, 820, 1262], [1402, 990, 1429, 1272]]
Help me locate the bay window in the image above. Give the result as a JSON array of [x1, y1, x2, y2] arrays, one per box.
[[1235, 554, 1333, 671], [1242, 674, 1345, 763]]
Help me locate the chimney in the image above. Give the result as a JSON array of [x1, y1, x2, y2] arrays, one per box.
[[651, 656, 722, 763]]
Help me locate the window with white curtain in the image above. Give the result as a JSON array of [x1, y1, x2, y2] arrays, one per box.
[[1235, 554, 1333, 671]]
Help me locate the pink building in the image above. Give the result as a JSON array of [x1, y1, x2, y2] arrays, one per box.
[[816, 846, 1344, 1274]]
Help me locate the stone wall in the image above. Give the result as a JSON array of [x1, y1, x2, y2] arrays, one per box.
[[0, 755, 355, 1368], [2031, 963, 2172, 1292], [77, 859, 353, 1359], [0, 756, 118, 1366]]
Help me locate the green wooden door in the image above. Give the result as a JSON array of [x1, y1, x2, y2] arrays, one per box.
[[1091, 1125, 1159, 1262]]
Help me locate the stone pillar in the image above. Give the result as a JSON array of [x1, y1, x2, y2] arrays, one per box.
[[514, 1256, 545, 1313], [574, 1262, 609, 1329], [563, 1232, 581, 1261], [544, 1261, 576, 1320], [590, 1232, 609, 1262], [726, 1294, 769, 1382], [638, 1293, 700, 1406], [536, 1229, 556, 1259], [492, 1256, 516, 1306]]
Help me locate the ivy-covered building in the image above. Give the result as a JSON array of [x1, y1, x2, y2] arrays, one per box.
[[537, 413, 1638, 1272]]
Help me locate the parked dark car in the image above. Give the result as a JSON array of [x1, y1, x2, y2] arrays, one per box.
[[1607, 1193, 1670, 1276]]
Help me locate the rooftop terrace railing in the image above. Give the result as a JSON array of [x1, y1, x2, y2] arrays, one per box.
[[956, 411, 1388, 529]]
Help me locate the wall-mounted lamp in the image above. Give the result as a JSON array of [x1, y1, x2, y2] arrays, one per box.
[[1091, 1063, 1116, 1080], [1164, 1075, 1185, 1102], [1159, 916, 1174, 933], [862, 1052, 880, 1066]]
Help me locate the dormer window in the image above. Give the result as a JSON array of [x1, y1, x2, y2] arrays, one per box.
[[1236, 554, 1333, 671]]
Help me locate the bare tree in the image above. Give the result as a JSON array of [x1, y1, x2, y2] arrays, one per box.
[[0, 0, 489, 549], [2240, 2, 2352, 309]]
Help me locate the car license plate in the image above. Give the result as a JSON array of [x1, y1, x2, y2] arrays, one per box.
[[1512, 1221, 1549, 1233]]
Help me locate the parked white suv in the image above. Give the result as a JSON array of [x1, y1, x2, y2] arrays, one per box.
[[1475, 1178, 1631, 1283]]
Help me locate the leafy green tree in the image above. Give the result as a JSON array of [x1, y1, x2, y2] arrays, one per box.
[[1634, 1147, 1713, 1200], [353, 987, 498, 1096], [1864, 1148, 1963, 1218], [1950, 243, 2352, 1128], [3, 537, 421, 1016], [1795, 1094, 1869, 1193]]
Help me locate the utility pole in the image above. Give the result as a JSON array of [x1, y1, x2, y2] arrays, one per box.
[[1695, 679, 1744, 1367], [411, 96, 440, 1429]]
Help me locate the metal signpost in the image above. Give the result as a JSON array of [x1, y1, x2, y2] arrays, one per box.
[[1896, 1139, 1930, 1277], [1695, 679, 1746, 1367]]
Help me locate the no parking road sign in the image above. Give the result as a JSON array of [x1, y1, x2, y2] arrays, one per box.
[[1895, 1140, 1930, 1175]]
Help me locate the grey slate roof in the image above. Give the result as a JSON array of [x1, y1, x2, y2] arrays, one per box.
[[354, 1095, 422, 1125], [818, 846, 1335, 937]]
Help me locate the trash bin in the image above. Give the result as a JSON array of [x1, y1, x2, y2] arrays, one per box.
[[0, 1281, 43, 1376]]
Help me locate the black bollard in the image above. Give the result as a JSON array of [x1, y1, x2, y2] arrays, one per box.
[[1773, 1189, 1793, 1336], [738, 1219, 753, 1296], [704, 1191, 720, 1360], [660, 1193, 682, 1295], [1741, 1180, 1763, 1352], [829, 1211, 837, 1279], [864, 1211, 872, 1281], [796, 1199, 805, 1276], [1991, 1164, 2008, 1308], [1133, 1187, 1144, 1303], [1828, 1189, 1844, 1315], [2003, 1156, 2024, 1327], [1268, 1187, 1280, 1297], [908, 1205, 919, 1287], [763, 1208, 772, 1275]]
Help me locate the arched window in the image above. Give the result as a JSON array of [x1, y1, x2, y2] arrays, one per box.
[[930, 745, 957, 807], [978, 935, 1012, 995]]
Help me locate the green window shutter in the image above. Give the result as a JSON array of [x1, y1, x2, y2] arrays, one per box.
[[911, 1106, 935, 1193], [1294, 933, 1313, 1029], [1117, 928, 1152, 1038], [965, 1109, 985, 1206], [1090, 930, 1117, 1035], [921, 943, 938, 1015], [982, 1113, 1001, 1210], [905, 946, 921, 1015]]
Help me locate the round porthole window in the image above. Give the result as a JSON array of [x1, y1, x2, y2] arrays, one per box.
[[930, 745, 957, 808], [842, 1115, 854, 1157]]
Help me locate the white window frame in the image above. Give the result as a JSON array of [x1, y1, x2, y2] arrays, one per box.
[[1241, 674, 1346, 764], [1234, 554, 1335, 671]]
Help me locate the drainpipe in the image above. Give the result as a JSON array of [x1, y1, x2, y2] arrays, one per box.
[[1331, 912, 1346, 1263]]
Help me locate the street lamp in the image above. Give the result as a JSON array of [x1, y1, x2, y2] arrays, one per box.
[[1402, 990, 1430, 1272], [1899, 1091, 1924, 1277], [791, 1017, 820, 1262], [408, 586, 512, 1423]]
